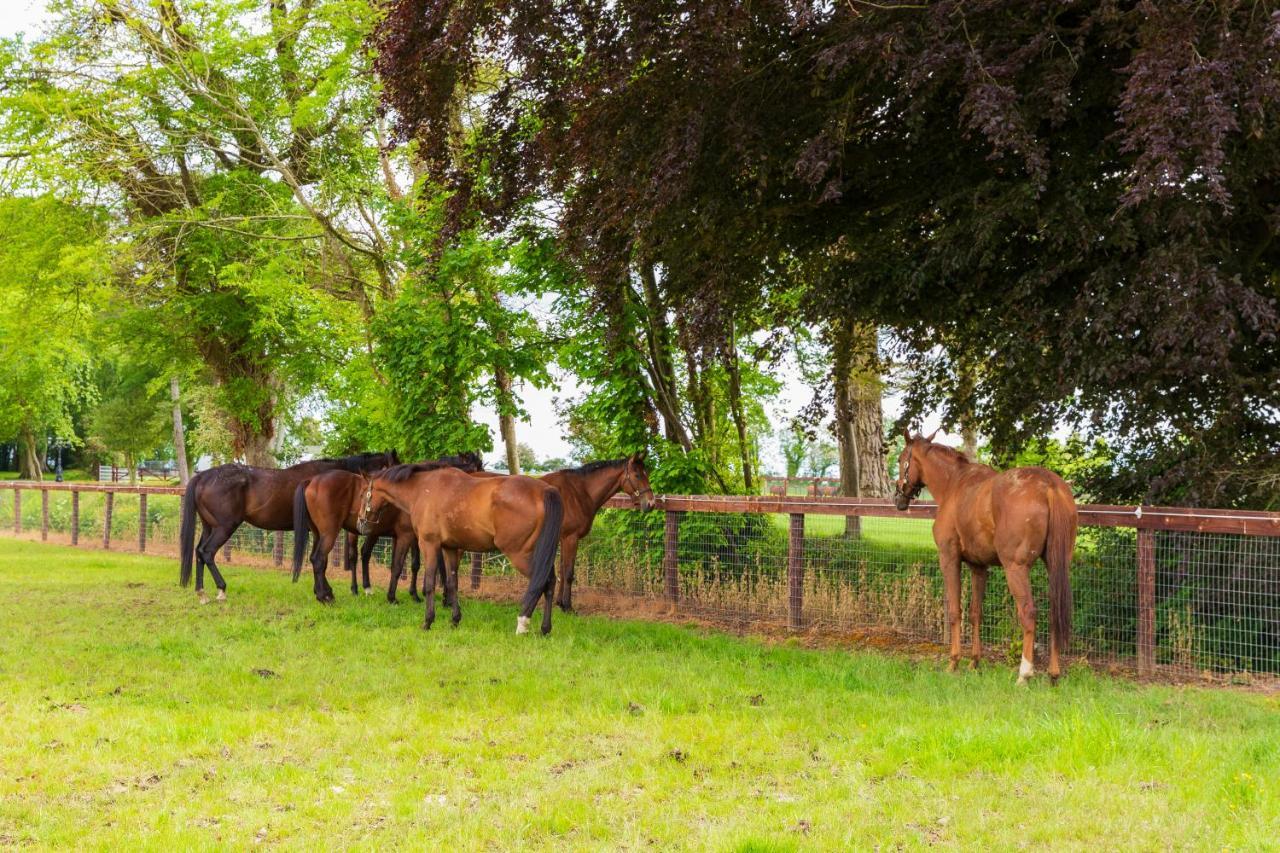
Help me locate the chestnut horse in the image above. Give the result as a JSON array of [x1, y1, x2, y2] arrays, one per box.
[[459, 454, 656, 611], [290, 453, 483, 603], [893, 430, 1077, 684], [359, 467, 563, 634], [178, 451, 399, 602]]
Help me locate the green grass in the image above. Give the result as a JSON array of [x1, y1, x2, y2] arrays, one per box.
[[0, 540, 1277, 849]]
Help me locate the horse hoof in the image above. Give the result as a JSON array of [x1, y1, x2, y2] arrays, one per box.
[[387, 596, 399, 605], [198, 591, 210, 605], [516, 616, 530, 635], [557, 602, 574, 614], [541, 624, 551, 636], [363, 588, 375, 596], [969, 659, 980, 671], [1015, 676, 1030, 687], [216, 590, 226, 602], [1049, 674, 1060, 687], [947, 659, 959, 673]]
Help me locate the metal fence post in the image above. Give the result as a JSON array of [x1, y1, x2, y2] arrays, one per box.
[[102, 491, 114, 549], [41, 489, 49, 541], [71, 490, 79, 545], [663, 510, 680, 603], [13, 487, 21, 534], [470, 552, 484, 590], [1137, 527, 1156, 675], [788, 512, 805, 631], [138, 493, 147, 552]]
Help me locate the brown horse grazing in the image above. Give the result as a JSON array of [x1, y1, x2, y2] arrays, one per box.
[[359, 467, 563, 634], [541, 453, 655, 612], [893, 430, 1077, 684], [178, 451, 399, 602], [290, 453, 483, 603]]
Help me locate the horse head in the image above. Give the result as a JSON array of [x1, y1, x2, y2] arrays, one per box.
[[893, 426, 937, 510], [622, 450, 656, 511]]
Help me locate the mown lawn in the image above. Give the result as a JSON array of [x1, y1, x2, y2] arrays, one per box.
[[0, 539, 1276, 850]]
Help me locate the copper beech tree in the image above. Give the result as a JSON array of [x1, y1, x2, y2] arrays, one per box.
[[376, 0, 1280, 507]]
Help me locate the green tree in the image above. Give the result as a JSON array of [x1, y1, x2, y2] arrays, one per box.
[[0, 196, 107, 479]]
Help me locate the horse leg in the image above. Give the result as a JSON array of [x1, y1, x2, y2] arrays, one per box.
[[408, 544, 422, 603], [968, 565, 989, 669], [541, 563, 556, 636], [194, 522, 211, 601], [197, 522, 238, 603], [418, 538, 440, 630], [310, 531, 335, 604], [1006, 563, 1037, 685], [939, 550, 963, 671], [442, 549, 462, 627], [386, 535, 410, 604], [556, 536, 580, 613], [347, 531, 361, 595], [352, 531, 373, 594], [359, 534, 377, 597]]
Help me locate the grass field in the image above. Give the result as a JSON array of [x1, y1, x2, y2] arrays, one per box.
[[0, 540, 1277, 849]]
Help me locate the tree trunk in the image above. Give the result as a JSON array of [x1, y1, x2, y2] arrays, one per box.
[[831, 321, 890, 537], [17, 426, 43, 481], [724, 320, 754, 492], [170, 377, 191, 484], [957, 357, 979, 460], [494, 365, 521, 475]]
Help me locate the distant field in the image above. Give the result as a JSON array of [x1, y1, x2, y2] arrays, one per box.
[[0, 539, 1276, 849]]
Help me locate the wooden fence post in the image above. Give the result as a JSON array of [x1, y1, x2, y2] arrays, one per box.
[[102, 491, 114, 549], [71, 491, 79, 545], [223, 538, 231, 563], [13, 487, 21, 534], [663, 510, 680, 604], [788, 512, 805, 631], [41, 490, 49, 541], [138, 493, 147, 552], [1137, 527, 1156, 675], [470, 552, 484, 590], [273, 531, 284, 567]]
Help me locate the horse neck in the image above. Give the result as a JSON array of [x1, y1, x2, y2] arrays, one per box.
[[375, 476, 418, 514], [572, 465, 627, 511], [917, 448, 964, 504]]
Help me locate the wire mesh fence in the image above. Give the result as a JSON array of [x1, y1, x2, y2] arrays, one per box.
[[2, 482, 1278, 683]]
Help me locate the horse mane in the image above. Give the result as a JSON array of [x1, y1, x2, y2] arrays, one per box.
[[562, 458, 628, 476], [308, 451, 399, 473], [922, 443, 971, 466], [378, 452, 485, 483]]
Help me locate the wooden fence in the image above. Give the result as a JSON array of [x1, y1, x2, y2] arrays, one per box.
[[3, 480, 1279, 679]]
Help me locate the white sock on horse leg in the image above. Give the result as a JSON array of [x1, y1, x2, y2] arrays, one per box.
[[516, 615, 530, 634]]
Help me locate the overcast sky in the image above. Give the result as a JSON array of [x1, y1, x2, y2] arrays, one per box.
[[1, 2, 950, 471]]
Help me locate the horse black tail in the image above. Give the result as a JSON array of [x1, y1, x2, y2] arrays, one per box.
[[291, 480, 311, 582], [179, 474, 200, 587], [1046, 486, 1077, 654], [521, 487, 563, 616]]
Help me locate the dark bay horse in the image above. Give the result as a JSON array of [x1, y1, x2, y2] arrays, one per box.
[[893, 430, 1077, 684], [290, 453, 483, 603], [541, 453, 654, 612], [359, 467, 563, 634], [178, 451, 399, 602]]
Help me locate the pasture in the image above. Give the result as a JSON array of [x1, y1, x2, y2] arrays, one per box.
[[1, 539, 1277, 849]]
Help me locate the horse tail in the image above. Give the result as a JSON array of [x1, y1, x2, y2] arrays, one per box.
[[179, 474, 200, 587], [291, 480, 311, 582], [1045, 486, 1077, 653], [521, 487, 563, 614]]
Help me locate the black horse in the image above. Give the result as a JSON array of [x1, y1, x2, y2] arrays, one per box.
[[179, 451, 399, 602]]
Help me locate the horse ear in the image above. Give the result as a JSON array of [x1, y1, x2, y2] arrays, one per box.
[[925, 428, 940, 442], [635, 448, 647, 462]]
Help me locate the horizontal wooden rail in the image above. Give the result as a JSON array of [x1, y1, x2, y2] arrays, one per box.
[[4, 480, 1278, 537]]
